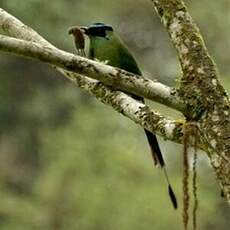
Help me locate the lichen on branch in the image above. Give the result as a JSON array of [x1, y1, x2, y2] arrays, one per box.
[[152, 0, 230, 203]]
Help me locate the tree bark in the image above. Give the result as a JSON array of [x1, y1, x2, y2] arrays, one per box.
[[152, 0, 230, 202]]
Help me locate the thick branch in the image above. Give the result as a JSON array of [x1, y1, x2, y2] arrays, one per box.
[[152, 0, 230, 202], [0, 34, 184, 112], [68, 77, 184, 143]]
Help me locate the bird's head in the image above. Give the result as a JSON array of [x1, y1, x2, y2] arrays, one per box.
[[80, 23, 114, 40], [68, 23, 115, 58]]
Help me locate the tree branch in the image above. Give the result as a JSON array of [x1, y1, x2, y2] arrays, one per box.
[[0, 8, 184, 112], [0, 34, 184, 112], [152, 0, 230, 202]]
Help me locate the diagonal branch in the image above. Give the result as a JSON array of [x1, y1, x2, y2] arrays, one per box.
[[151, 0, 230, 203], [0, 34, 184, 112], [0, 8, 184, 112]]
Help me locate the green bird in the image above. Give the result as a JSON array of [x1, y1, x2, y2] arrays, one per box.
[[69, 23, 177, 209]]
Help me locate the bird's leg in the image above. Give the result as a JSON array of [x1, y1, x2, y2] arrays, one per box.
[[80, 49, 86, 57]]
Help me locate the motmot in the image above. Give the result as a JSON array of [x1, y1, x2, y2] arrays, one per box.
[[69, 23, 177, 209]]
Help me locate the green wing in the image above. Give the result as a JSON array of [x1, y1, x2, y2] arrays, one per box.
[[118, 42, 142, 75]]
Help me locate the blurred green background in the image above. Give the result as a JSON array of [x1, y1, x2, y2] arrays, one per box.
[[0, 0, 229, 229]]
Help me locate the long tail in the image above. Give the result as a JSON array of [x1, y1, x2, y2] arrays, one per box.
[[144, 129, 178, 209]]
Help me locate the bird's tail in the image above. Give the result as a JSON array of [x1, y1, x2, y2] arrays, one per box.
[[144, 129, 178, 209]]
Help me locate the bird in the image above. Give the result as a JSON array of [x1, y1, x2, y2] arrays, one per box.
[[69, 23, 177, 209]]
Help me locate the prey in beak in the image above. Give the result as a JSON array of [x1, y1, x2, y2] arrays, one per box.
[[80, 26, 88, 35], [68, 26, 86, 57]]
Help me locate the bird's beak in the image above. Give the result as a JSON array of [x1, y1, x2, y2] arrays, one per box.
[[80, 26, 88, 35], [68, 28, 73, 35]]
